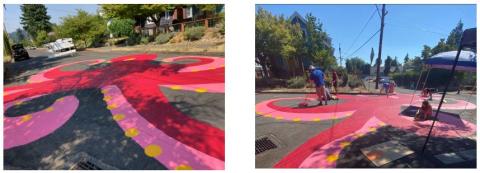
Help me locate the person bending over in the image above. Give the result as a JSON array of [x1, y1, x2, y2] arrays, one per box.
[[309, 65, 327, 106]]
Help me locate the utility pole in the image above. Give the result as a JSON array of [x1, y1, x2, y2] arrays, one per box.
[[375, 4, 387, 89]]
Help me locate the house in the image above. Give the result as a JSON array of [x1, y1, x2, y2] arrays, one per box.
[[141, 5, 224, 36]]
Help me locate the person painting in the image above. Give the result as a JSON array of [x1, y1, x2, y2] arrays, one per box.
[[309, 65, 327, 106], [380, 81, 390, 95], [414, 100, 433, 121], [331, 70, 339, 94]]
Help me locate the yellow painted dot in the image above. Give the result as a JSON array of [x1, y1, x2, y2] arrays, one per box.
[[275, 116, 284, 120], [326, 153, 339, 163], [379, 122, 386, 126], [15, 101, 23, 105], [369, 127, 377, 132], [195, 88, 208, 93], [191, 69, 199, 72], [313, 118, 321, 122], [107, 104, 118, 110], [125, 128, 139, 137], [101, 89, 109, 94], [20, 114, 33, 123], [256, 111, 263, 115], [103, 95, 112, 101], [264, 114, 272, 117], [56, 98, 65, 102], [175, 164, 193, 170], [45, 107, 54, 112], [292, 118, 301, 122], [113, 114, 125, 121], [220, 64, 225, 67], [144, 144, 162, 157], [170, 86, 182, 90], [339, 141, 351, 148]]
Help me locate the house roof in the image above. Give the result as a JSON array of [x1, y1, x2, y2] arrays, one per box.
[[289, 11, 307, 25]]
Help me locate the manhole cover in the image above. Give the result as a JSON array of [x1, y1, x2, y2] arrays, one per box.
[[255, 137, 278, 155]]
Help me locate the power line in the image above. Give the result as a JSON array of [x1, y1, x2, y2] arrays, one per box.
[[345, 29, 381, 59], [385, 22, 448, 37], [344, 8, 377, 56], [375, 5, 382, 18]]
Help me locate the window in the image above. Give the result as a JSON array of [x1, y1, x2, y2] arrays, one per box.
[[164, 11, 171, 19], [185, 7, 193, 18]]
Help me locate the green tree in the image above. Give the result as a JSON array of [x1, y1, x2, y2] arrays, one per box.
[[404, 54, 409, 64], [108, 18, 135, 38], [20, 4, 52, 39], [101, 4, 173, 29], [55, 10, 107, 48], [431, 39, 450, 55], [304, 13, 335, 70], [12, 28, 26, 44], [421, 45, 431, 60], [384, 56, 393, 75], [412, 56, 423, 71], [345, 57, 367, 75], [446, 20, 463, 49], [255, 8, 283, 78]]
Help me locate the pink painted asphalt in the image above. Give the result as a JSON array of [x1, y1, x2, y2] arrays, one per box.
[[161, 56, 225, 73], [4, 95, 79, 149], [268, 93, 476, 168], [256, 97, 355, 121], [299, 117, 386, 168], [102, 85, 224, 170], [27, 59, 106, 83], [160, 83, 225, 93]]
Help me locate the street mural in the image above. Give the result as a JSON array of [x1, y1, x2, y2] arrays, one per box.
[[4, 54, 225, 170], [255, 93, 476, 168]]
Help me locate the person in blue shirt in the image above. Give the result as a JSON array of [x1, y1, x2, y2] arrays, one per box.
[[380, 81, 390, 95], [309, 65, 327, 106]]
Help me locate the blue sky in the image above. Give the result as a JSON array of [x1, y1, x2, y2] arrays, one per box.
[[256, 4, 476, 65], [4, 4, 99, 32]]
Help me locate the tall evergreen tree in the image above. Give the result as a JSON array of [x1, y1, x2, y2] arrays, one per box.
[[20, 4, 52, 39], [383, 56, 392, 75], [446, 20, 463, 49], [403, 53, 409, 65]]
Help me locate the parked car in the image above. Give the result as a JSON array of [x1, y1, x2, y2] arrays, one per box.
[[11, 44, 30, 61]]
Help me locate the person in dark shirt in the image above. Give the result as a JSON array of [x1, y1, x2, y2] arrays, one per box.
[[309, 65, 327, 106]]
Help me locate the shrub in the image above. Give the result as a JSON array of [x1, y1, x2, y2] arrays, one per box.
[[184, 26, 205, 41], [108, 18, 135, 38], [155, 32, 175, 44], [287, 76, 307, 88], [126, 34, 140, 46], [140, 36, 150, 44], [347, 75, 364, 89]]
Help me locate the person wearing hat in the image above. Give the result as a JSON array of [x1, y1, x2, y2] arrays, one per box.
[[309, 65, 327, 106]]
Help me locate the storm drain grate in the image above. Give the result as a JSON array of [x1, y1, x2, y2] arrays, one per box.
[[256, 137, 278, 155], [67, 152, 117, 170], [71, 160, 102, 170]]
